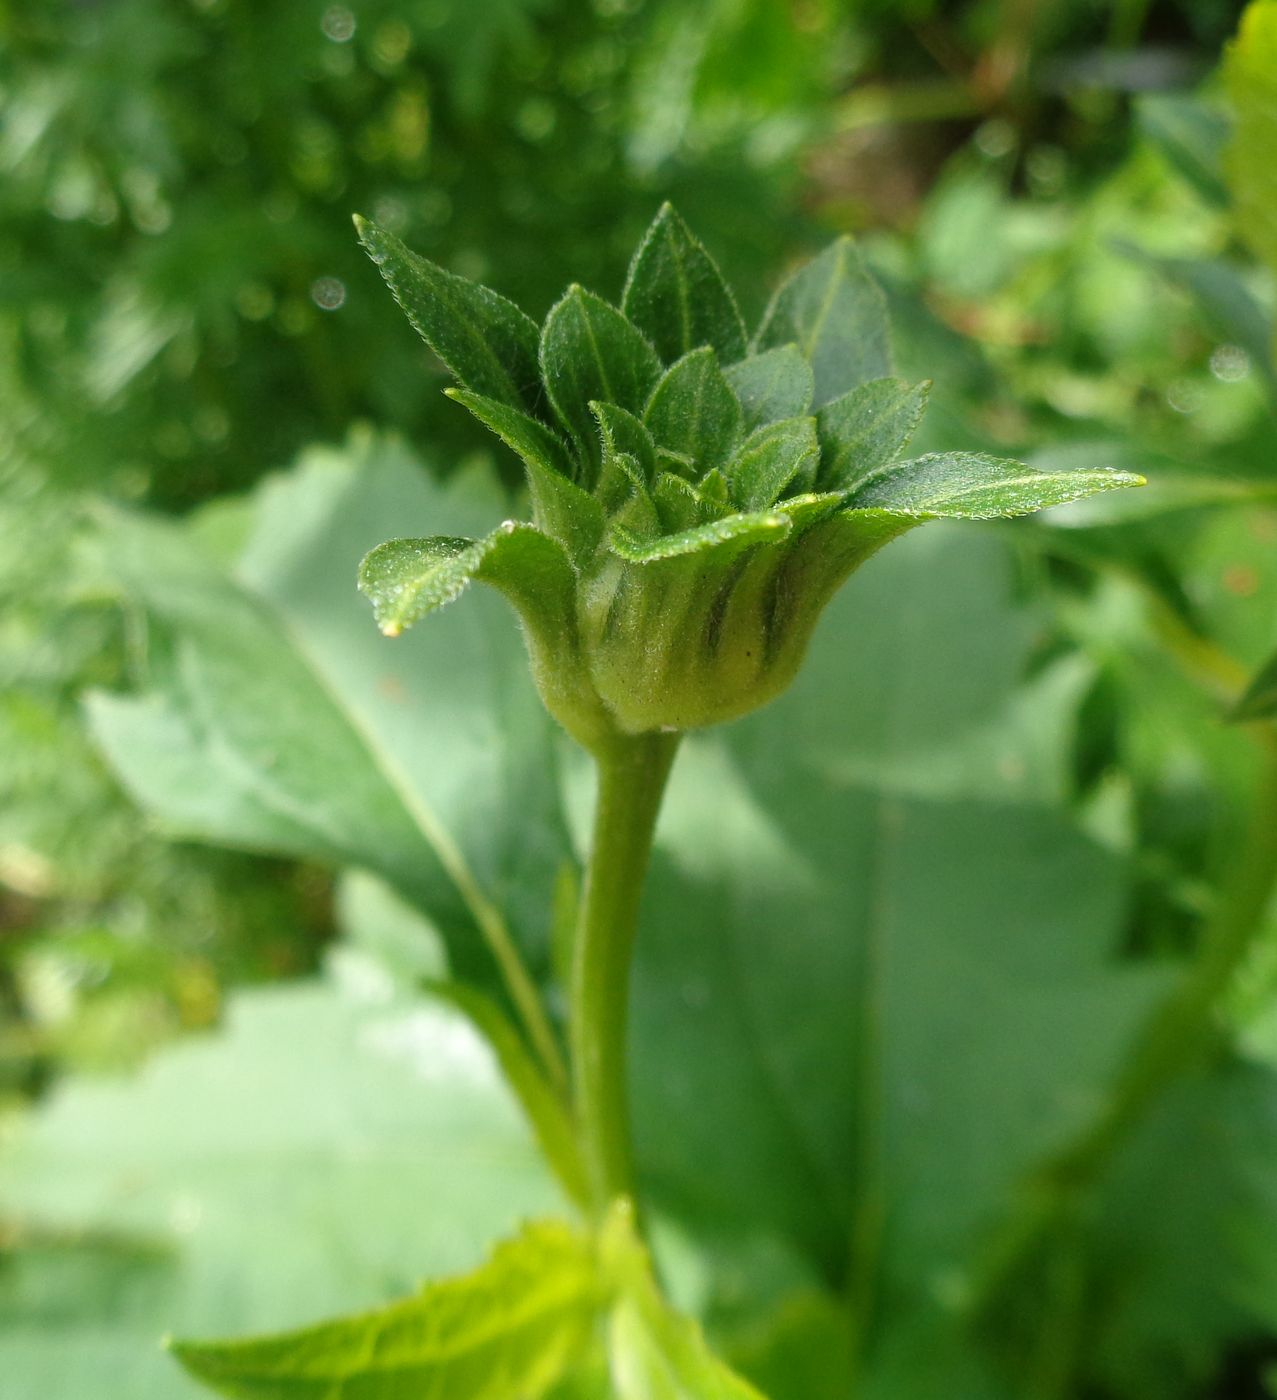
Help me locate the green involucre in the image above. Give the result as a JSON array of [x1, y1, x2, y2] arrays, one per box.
[[355, 205, 1143, 743]]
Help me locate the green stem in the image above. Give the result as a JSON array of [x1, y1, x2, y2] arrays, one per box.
[[973, 729, 1277, 1312], [571, 731, 681, 1216], [1053, 730, 1277, 1182]]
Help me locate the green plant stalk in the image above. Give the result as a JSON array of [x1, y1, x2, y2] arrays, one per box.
[[570, 730, 681, 1215], [1054, 729, 1277, 1180], [974, 727, 1277, 1313]]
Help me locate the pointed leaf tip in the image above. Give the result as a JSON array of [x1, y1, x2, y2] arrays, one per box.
[[358, 524, 577, 650], [356, 218, 542, 414], [846, 454, 1146, 521], [623, 205, 747, 365]]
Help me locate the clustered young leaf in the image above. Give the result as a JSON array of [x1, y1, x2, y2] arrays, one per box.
[[355, 205, 1140, 746]]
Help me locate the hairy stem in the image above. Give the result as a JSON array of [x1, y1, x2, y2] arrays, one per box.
[[571, 731, 681, 1215]]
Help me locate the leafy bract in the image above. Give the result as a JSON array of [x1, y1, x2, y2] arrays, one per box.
[[644, 347, 743, 474], [724, 417, 820, 509], [171, 1221, 600, 1400], [609, 510, 789, 563], [541, 286, 663, 478], [623, 203, 747, 366], [846, 452, 1144, 518], [725, 346, 815, 432], [445, 389, 603, 565], [815, 378, 930, 491], [593, 401, 660, 486], [354, 217, 541, 415], [358, 522, 575, 639], [755, 239, 892, 407]]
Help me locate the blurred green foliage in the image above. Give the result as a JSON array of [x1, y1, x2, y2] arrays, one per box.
[[2, 0, 1277, 1395]]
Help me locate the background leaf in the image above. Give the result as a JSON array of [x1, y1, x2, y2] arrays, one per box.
[[1235, 649, 1277, 721], [85, 434, 573, 1008], [606, 1208, 766, 1400], [0, 972, 566, 1400], [1226, 0, 1277, 286]]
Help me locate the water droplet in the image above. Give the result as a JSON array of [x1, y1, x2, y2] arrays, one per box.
[[321, 4, 356, 42], [310, 276, 347, 311], [1210, 343, 1251, 383], [1166, 378, 1202, 414]]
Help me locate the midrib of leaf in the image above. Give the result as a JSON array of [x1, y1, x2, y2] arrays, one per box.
[[798, 254, 845, 365], [241, 586, 568, 1095], [179, 648, 368, 858], [899, 468, 1126, 511], [671, 237, 693, 355], [444, 285, 528, 409], [935, 469, 1107, 502], [580, 301, 618, 404]]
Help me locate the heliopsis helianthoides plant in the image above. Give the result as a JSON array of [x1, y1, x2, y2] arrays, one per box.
[[171, 207, 1141, 1399]]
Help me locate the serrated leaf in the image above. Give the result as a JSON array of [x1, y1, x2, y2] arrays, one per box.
[[1226, 0, 1277, 281], [643, 347, 743, 475], [724, 346, 814, 432], [1234, 649, 1277, 721], [540, 287, 662, 480], [755, 239, 892, 407], [355, 217, 541, 415], [622, 203, 747, 366], [846, 452, 1144, 519], [82, 442, 574, 999], [605, 1207, 767, 1400], [358, 522, 574, 639], [815, 378, 930, 491], [172, 1220, 601, 1400], [608, 510, 789, 563], [723, 417, 819, 510], [446, 390, 603, 566]]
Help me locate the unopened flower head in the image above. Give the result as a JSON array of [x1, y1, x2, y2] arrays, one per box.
[[355, 205, 1141, 750]]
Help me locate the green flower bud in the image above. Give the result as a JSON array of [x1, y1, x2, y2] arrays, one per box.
[[354, 205, 1142, 752]]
